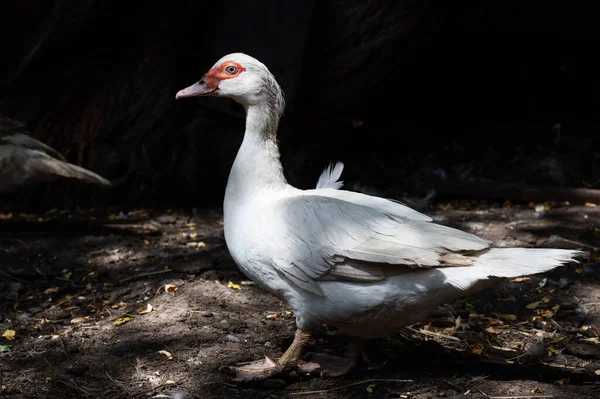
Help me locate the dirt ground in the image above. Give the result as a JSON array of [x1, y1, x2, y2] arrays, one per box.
[[1, 200, 600, 399]]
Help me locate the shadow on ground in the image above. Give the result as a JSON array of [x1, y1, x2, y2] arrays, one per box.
[[1, 202, 599, 398]]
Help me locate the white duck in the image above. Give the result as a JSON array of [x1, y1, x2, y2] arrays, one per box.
[[0, 115, 110, 195], [176, 53, 583, 381]]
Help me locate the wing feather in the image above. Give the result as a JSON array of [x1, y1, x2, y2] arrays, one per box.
[[262, 194, 491, 294]]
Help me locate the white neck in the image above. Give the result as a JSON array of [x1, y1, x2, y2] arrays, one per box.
[[224, 102, 287, 215]]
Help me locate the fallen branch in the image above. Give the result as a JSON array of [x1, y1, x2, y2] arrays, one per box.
[[290, 378, 412, 396], [406, 326, 461, 341], [434, 179, 600, 205], [0, 269, 27, 283], [119, 269, 172, 284]]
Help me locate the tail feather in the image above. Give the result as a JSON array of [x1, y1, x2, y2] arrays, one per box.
[[316, 161, 344, 189], [30, 157, 111, 186], [443, 248, 585, 291]]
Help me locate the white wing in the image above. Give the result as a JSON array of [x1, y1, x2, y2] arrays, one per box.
[[309, 188, 432, 222], [260, 194, 491, 295]]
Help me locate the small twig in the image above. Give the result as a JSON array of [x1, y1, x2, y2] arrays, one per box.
[[0, 269, 27, 283], [59, 336, 70, 360], [290, 379, 412, 396], [540, 361, 584, 371], [406, 327, 460, 341], [43, 358, 93, 397], [470, 375, 490, 383], [119, 269, 172, 284], [46, 292, 86, 311], [555, 237, 598, 252], [442, 379, 463, 391], [478, 388, 490, 397], [477, 384, 553, 398], [488, 396, 553, 399], [90, 360, 131, 397]]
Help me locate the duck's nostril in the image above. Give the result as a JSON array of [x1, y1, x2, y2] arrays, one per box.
[[199, 76, 206, 84]]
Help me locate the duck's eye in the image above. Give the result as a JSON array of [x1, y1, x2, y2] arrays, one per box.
[[225, 65, 238, 75]]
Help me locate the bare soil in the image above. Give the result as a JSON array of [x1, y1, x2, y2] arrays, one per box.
[[1, 201, 600, 399]]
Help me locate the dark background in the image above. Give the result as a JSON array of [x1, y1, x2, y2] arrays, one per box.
[[2, 0, 600, 209]]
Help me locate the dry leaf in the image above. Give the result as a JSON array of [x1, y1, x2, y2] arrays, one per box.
[[165, 284, 178, 293], [366, 384, 375, 393], [541, 296, 551, 303], [584, 202, 597, 208], [2, 330, 15, 341], [499, 314, 517, 321], [485, 326, 499, 334], [582, 337, 600, 344], [594, 370, 600, 375], [138, 304, 153, 315], [113, 316, 134, 326], [111, 301, 126, 309], [227, 281, 241, 290], [526, 301, 541, 309], [575, 267, 583, 274], [554, 378, 569, 386], [70, 316, 92, 324], [186, 241, 206, 248], [158, 350, 173, 360], [510, 277, 531, 283], [266, 313, 279, 319], [541, 309, 555, 318], [547, 345, 561, 356], [531, 387, 541, 394], [541, 305, 560, 319], [472, 343, 484, 355], [44, 287, 60, 295]]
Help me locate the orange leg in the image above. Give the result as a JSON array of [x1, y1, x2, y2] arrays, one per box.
[[227, 329, 313, 381]]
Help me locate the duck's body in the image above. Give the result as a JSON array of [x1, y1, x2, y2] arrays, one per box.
[[176, 53, 583, 380], [0, 115, 110, 195]]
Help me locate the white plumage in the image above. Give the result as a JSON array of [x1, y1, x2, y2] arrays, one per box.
[[316, 161, 345, 189], [176, 53, 584, 380]]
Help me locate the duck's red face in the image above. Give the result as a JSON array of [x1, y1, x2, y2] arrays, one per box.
[[176, 61, 246, 99]]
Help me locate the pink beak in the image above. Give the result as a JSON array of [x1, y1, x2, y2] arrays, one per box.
[[175, 79, 218, 99]]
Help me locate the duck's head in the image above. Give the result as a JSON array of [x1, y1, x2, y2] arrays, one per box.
[[176, 53, 283, 110]]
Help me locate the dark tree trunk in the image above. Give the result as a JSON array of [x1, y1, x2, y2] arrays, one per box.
[[2, 0, 600, 209]]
